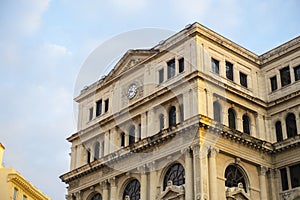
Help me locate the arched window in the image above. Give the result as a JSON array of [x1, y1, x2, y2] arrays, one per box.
[[159, 114, 165, 130], [286, 113, 297, 138], [86, 149, 91, 164], [275, 121, 283, 142], [228, 108, 236, 129], [123, 179, 140, 200], [225, 165, 247, 192], [121, 132, 125, 147], [91, 193, 102, 200], [163, 163, 185, 190], [213, 101, 221, 123], [94, 142, 100, 161], [169, 106, 176, 126], [242, 114, 250, 134], [129, 125, 135, 145]]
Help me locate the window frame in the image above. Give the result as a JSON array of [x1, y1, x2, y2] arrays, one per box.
[[96, 99, 102, 117], [280, 66, 291, 87], [211, 58, 220, 74], [178, 58, 184, 73], [167, 59, 176, 79], [294, 65, 300, 81], [226, 61, 234, 81], [270, 76, 278, 91], [240, 72, 248, 88]]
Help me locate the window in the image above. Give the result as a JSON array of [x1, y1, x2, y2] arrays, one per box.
[[159, 114, 164, 131], [138, 124, 141, 141], [104, 99, 109, 113], [121, 132, 125, 147], [96, 100, 102, 116], [225, 165, 247, 192], [169, 106, 176, 126], [23, 195, 27, 200], [87, 149, 91, 164], [178, 58, 184, 73], [159, 69, 164, 83], [211, 58, 219, 74], [163, 163, 185, 190], [91, 193, 102, 200], [129, 125, 135, 145], [226, 61, 234, 81], [213, 102, 221, 123], [89, 107, 93, 121], [240, 72, 248, 88], [242, 115, 250, 134], [286, 113, 297, 138], [290, 164, 300, 188], [275, 121, 283, 142], [94, 142, 100, 161], [280, 66, 291, 87], [167, 59, 175, 79], [280, 168, 289, 191], [123, 179, 140, 200], [13, 188, 18, 200], [228, 108, 236, 129], [294, 65, 300, 81], [270, 76, 277, 91]]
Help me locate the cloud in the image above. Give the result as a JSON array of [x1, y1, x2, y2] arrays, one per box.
[[110, 0, 147, 12]]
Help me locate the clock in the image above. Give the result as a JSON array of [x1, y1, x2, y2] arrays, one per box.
[[127, 83, 137, 99]]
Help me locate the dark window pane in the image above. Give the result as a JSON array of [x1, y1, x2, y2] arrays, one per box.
[[96, 100, 102, 116], [89, 107, 93, 121], [226, 61, 234, 81], [270, 76, 277, 91], [275, 121, 283, 142], [87, 149, 91, 164], [294, 65, 300, 81], [167, 59, 175, 79], [213, 102, 221, 123], [242, 115, 250, 134], [169, 106, 176, 126], [159, 114, 164, 130], [121, 132, 125, 147], [163, 163, 185, 190], [180, 104, 184, 122], [129, 125, 135, 145], [123, 179, 140, 200], [280, 66, 291, 87], [104, 99, 109, 113], [225, 165, 247, 192], [211, 58, 219, 74], [280, 168, 288, 191], [240, 72, 248, 88], [138, 124, 141, 140], [179, 58, 184, 73], [94, 142, 100, 160], [286, 113, 297, 138], [228, 108, 236, 129], [290, 164, 300, 188], [159, 69, 164, 83]]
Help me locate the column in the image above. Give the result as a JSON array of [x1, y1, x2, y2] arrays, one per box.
[[269, 169, 278, 200], [102, 180, 109, 200], [175, 104, 180, 125], [281, 119, 288, 140], [148, 162, 157, 200], [104, 131, 110, 155], [206, 90, 213, 119], [147, 108, 155, 137], [208, 147, 219, 200], [75, 191, 82, 200], [70, 146, 77, 170], [140, 165, 148, 200], [141, 112, 147, 139], [256, 113, 265, 139], [296, 114, 300, 136], [258, 166, 268, 200], [192, 144, 201, 199], [109, 177, 117, 200], [183, 148, 194, 200]]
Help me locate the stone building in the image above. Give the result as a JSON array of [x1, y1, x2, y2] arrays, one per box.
[[60, 22, 300, 200]]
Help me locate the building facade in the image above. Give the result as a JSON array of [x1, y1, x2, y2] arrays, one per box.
[[60, 22, 300, 200], [0, 144, 51, 200]]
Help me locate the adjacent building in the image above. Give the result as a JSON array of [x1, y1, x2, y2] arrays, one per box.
[[0, 143, 51, 200], [60, 22, 300, 200]]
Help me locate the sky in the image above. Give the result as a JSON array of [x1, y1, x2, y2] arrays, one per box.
[[0, 0, 299, 199]]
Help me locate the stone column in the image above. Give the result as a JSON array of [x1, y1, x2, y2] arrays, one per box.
[[192, 144, 201, 199], [296, 114, 300, 136], [140, 165, 148, 200], [147, 108, 155, 137], [258, 166, 268, 200], [183, 147, 194, 200], [109, 177, 117, 200], [148, 162, 157, 200], [255, 113, 265, 139], [208, 147, 219, 200], [141, 112, 147, 139], [269, 169, 278, 200], [102, 180, 109, 200]]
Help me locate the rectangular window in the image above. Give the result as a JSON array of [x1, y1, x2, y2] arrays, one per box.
[[211, 58, 219, 74], [104, 99, 109, 113], [167, 59, 175, 79], [13, 188, 18, 200], [89, 107, 93, 121], [240, 72, 248, 88], [226, 61, 234, 81], [280, 66, 291, 87], [96, 99, 102, 116], [290, 164, 300, 188], [280, 168, 289, 191], [270, 76, 278, 91], [159, 69, 164, 83], [178, 58, 184, 73], [294, 65, 300, 81]]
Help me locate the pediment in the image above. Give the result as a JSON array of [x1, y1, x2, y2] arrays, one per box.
[[159, 184, 185, 200], [226, 186, 252, 200]]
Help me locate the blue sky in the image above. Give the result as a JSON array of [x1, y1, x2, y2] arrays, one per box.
[[0, 0, 299, 199]]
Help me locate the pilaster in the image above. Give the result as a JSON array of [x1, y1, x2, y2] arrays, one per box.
[[208, 146, 219, 200], [258, 166, 268, 200]]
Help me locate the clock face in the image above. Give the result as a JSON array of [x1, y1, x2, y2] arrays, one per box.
[[127, 84, 137, 99]]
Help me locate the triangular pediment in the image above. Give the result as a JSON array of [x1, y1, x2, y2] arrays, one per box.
[[159, 184, 185, 200], [226, 186, 252, 200]]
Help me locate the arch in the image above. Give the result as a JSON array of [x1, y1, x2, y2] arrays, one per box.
[[242, 114, 250, 135], [213, 101, 221, 123], [159, 113, 165, 130], [89, 193, 102, 200], [94, 142, 100, 161], [275, 121, 283, 142], [286, 113, 297, 138], [228, 108, 236, 129], [225, 164, 248, 192], [122, 179, 140, 200], [163, 163, 185, 190], [169, 106, 177, 126], [129, 125, 135, 145]]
